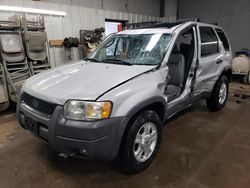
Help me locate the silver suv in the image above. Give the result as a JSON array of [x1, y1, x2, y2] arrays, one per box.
[[17, 20, 232, 173]]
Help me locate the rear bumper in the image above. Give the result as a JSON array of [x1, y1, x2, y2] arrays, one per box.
[[17, 102, 128, 161]]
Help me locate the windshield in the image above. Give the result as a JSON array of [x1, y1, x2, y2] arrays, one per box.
[[87, 33, 172, 66]]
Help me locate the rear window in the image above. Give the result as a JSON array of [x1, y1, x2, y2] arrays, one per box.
[[199, 26, 219, 57], [215, 29, 230, 51]]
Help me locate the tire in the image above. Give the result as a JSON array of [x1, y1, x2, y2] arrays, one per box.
[[206, 75, 229, 111], [119, 110, 162, 174]]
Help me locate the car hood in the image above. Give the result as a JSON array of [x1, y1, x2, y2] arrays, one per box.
[[23, 61, 155, 104]]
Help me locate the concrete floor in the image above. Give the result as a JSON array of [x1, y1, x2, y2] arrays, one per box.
[[1, 83, 250, 188]]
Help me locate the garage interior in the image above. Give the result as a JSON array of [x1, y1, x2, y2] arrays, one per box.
[[1, 0, 250, 188]]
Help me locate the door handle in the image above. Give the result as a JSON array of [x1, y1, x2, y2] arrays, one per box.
[[216, 59, 223, 64]]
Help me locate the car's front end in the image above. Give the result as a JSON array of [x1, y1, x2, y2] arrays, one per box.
[[17, 93, 128, 160], [17, 29, 173, 161]]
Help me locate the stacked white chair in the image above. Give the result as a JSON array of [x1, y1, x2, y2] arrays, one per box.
[[22, 16, 51, 75], [0, 63, 9, 111], [0, 16, 51, 111], [0, 33, 31, 103], [25, 31, 51, 74]]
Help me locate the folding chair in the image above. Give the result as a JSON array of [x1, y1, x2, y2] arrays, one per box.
[[0, 33, 31, 103], [0, 63, 9, 111], [25, 31, 51, 75], [21, 16, 51, 75]]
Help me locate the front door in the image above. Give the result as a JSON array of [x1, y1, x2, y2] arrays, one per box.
[[165, 26, 198, 117]]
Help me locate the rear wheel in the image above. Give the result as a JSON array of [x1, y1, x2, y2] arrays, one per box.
[[206, 75, 229, 111], [119, 110, 162, 174]]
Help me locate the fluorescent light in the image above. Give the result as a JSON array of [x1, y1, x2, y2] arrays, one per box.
[[0, 5, 66, 16]]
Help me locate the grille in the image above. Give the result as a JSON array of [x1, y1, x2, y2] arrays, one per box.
[[22, 92, 57, 117]]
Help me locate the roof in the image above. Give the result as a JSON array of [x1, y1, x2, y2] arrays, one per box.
[[119, 19, 223, 35], [118, 26, 179, 35]]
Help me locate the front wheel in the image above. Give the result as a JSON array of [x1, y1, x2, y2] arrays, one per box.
[[206, 75, 229, 111], [119, 110, 162, 174]]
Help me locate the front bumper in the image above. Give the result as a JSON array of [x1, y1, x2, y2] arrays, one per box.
[[17, 102, 128, 161]]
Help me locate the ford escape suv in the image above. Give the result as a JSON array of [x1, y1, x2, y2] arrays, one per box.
[[17, 20, 232, 173]]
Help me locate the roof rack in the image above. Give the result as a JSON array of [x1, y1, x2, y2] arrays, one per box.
[[149, 18, 200, 28]]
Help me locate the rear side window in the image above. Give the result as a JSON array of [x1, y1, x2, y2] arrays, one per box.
[[215, 29, 230, 51], [199, 26, 219, 57]]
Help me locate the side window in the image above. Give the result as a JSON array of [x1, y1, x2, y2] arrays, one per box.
[[199, 26, 219, 57], [215, 29, 230, 51]]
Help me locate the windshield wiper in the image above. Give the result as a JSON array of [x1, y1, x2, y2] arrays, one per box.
[[102, 58, 132, 66], [84, 58, 100, 62], [133, 63, 158, 66]]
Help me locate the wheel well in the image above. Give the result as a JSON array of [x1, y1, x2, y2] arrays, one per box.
[[127, 102, 165, 130], [222, 69, 232, 81], [138, 102, 165, 122], [118, 102, 165, 157]]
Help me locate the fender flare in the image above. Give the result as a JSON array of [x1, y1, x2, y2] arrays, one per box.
[[220, 65, 232, 80], [210, 66, 232, 94], [125, 96, 167, 122]]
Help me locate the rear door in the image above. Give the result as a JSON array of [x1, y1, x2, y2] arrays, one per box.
[[194, 25, 223, 93], [214, 28, 232, 74]]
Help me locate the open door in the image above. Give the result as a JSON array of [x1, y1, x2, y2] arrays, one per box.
[[165, 26, 198, 117], [165, 26, 197, 102]]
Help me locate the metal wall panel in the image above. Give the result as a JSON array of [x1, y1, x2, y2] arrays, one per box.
[[178, 0, 250, 54], [0, 0, 172, 66], [164, 0, 177, 18], [40, 0, 161, 17]]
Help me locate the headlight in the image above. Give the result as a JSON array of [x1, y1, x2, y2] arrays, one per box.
[[63, 100, 112, 121]]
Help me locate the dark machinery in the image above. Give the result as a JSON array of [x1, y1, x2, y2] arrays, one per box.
[[79, 27, 105, 58]]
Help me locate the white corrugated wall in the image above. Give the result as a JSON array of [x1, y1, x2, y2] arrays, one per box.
[[0, 0, 172, 66]]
